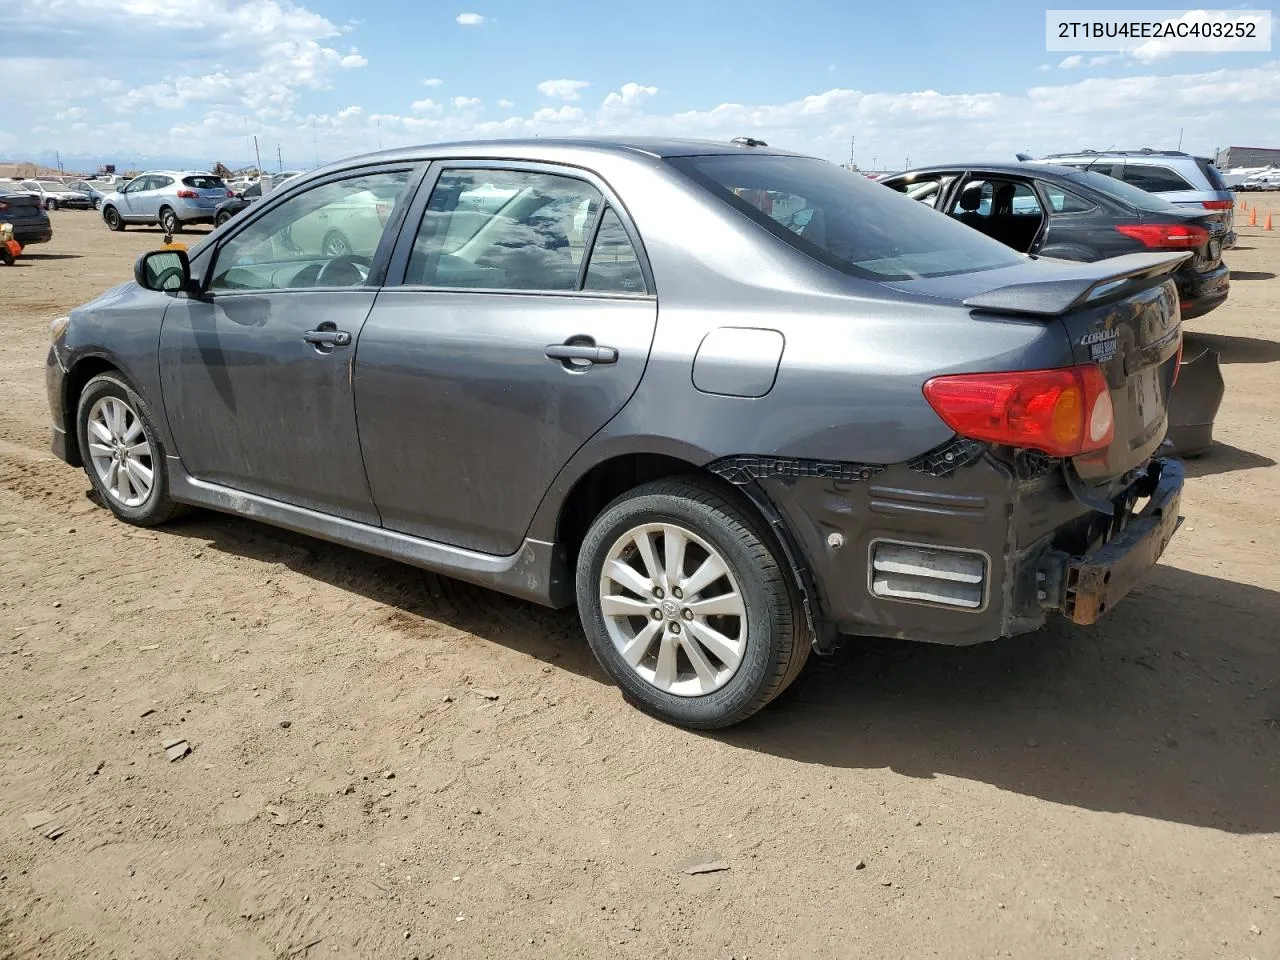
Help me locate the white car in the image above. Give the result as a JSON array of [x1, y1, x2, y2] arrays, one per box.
[[18, 180, 95, 211]]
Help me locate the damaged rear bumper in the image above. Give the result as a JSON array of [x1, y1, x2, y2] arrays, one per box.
[[1047, 458, 1183, 625]]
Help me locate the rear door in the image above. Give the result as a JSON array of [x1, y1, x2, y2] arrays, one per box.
[[355, 162, 658, 554]]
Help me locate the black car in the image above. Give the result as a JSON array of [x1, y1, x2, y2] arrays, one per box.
[[881, 162, 1229, 319], [214, 175, 300, 226], [0, 192, 53, 245]]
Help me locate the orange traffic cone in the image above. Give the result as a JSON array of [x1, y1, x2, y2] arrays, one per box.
[[1238, 198, 1247, 212], [1267, 212, 1274, 231], [1249, 208, 1258, 226]]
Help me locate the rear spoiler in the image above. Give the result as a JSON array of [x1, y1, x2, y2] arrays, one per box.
[[963, 252, 1192, 316]]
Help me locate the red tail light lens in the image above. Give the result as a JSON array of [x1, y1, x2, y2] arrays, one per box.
[[1202, 199, 1233, 210], [1116, 223, 1209, 249], [923, 365, 1114, 458], [0, 201, 8, 211], [176, 189, 199, 199]]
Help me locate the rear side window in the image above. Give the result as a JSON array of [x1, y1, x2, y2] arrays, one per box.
[[670, 155, 1022, 281], [583, 208, 647, 294], [183, 175, 226, 190], [1194, 158, 1229, 191], [407, 168, 603, 291], [1043, 184, 1095, 213], [1062, 169, 1184, 213], [1119, 164, 1194, 193]]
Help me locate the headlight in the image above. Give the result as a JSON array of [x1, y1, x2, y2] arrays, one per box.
[[49, 315, 69, 343]]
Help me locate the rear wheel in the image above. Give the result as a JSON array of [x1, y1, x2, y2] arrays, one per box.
[[76, 373, 183, 527], [46, 198, 58, 211], [576, 477, 809, 729], [159, 207, 181, 235], [322, 230, 352, 257], [103, 206, 124, 231], [214, 210, 232, 227]]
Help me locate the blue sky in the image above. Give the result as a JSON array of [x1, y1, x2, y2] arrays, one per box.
[[5, 1, 1280, 171]]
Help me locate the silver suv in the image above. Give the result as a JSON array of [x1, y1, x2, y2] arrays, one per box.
[[100, 170, 230, 234], [1034, 150, 1236, 247]]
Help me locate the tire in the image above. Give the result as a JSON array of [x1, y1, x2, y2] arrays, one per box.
[[159, 207, 181, 235], [103, 206, 125, 231], [75, 373, 184, 527], [214, 210, 232, 227], [321, 230, 352, 257], [576, 477, 809, 729], [46, 199, 58, 211]]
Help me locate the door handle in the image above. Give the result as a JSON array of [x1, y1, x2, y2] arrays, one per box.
[[544, 343, 618, 364], [304, 329, 352, 347]]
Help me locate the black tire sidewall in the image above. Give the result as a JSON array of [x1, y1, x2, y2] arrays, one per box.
[[576, 482, 797, 728], [104, 207, 122, 230], [75, 374, 173, 525], [323, 231, 350, 256], [160, 208, 181, 234]]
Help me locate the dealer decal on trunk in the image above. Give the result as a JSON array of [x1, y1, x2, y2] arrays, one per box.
[[1080, 328, 1119, 362]]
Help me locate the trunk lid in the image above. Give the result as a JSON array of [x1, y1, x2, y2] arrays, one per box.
[[0, 193, 44, 221], [888, 252, 1186, 484]]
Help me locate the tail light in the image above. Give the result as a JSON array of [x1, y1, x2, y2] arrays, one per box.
[[176, 189, 199, 199], [0, 201, 7, 211], [1116, 223, 1209, 249], [923, 365, 1114, 458], [1201, 199, 1233, 210]]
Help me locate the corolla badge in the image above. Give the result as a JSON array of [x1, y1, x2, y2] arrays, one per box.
[[1080, 328, 1119, 361]]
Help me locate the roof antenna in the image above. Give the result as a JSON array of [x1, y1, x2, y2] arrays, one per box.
[[1083, 144, 1115, 173], [731, 137, 768, 147]]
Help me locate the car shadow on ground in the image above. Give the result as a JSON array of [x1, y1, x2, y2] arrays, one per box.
[[14, 253, 82, 261], [1180, 443, 1276, 479], [164, 505, 1278, 834], [1182, 331, 1280, 363], [1228, 269, 1276, 280]]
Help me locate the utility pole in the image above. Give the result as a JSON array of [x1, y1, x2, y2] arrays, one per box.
[[276, 144, 283, 173], [55, 150, 63, 175], [1177, 127, 1184, 150], [849, 135, 855, 169], [253, 135, 262, 179], [376, 117, 383, 151]]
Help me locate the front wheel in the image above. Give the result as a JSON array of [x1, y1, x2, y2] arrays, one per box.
[[46, 199, 58, 211], [576, 477, 809, 729], [76, 373, 184, 527], [103, 206, 125, 231]]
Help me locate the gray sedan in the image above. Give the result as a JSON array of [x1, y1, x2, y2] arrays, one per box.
[[46, 138, 1186, 728]]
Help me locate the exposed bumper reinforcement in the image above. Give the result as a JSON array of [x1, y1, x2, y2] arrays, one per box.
[[1060, 458, 1184, 625]]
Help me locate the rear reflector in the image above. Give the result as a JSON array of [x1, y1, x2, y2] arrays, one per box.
[[1116, 223, 1209, 249], [923, 364, 1114, 458], [1202, 199, 1233, 210], [870, 541, 987, 610]]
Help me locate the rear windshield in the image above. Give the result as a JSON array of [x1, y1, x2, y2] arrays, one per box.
[[668, 154, 1023, 281], [1194, 158, 1229, 191], [182, 175, 226, 189], [1061, 168, 1184, 213]]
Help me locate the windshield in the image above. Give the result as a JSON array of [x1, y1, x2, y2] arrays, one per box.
[[37, 182, 64, 190], [668, 154, 1023, 280], [1061, 168, 1184, 212]]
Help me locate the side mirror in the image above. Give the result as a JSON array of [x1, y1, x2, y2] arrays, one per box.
[[135, 248, 192, 293]]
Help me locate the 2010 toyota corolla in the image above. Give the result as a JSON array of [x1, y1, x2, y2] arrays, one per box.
[[46, 137, 1185, 728]]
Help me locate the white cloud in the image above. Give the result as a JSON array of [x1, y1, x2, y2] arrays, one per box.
[[497, 98, 515, 109], [452, 96, 482, 109], [339, 52, 367, 68], [422, 77, 444, 88], [455, 12, 485, 26], [1058, 55, 1083, 69], [599, 81, 658, 119], [1089, 54, 1120, 67], [411, 98, 441, 113], [537, 78, 590, 101], [532, 106, 585, 123]]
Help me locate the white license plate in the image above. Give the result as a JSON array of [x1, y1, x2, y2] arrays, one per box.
[[1132, 367, 1163, 431], [1209, 238, 1222, 258]]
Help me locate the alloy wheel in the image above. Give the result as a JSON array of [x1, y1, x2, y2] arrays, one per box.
[[598, 522, 747, 697], [86, 396, 155, 508]]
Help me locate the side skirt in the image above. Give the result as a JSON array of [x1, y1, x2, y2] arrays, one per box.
[[166, 457, 574, 608]]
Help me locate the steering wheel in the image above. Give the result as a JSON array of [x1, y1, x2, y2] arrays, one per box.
[[152, 266, 186, 291], [315, 253, 371, 287]]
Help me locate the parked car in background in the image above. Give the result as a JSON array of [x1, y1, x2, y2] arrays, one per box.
[[1238, 169, 1280, 191], [1035, 150, 1236, 247], [882, 162, 1229, 320], [0, 191, 53, 245], [18, 180, 94, 211], [64, 180, 108, 209], [49, 138, 1187, 728], [214, 173, 302, 226], [100, 171, 230, 233]]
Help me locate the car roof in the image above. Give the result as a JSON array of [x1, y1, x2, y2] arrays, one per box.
[[887, 161, 1087, 179], [322, 136, 805, 169]]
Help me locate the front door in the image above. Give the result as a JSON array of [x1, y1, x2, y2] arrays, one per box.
[[355, 163, 658, 554], [158, 166, 418, 524], [117, 176, 151, 220]]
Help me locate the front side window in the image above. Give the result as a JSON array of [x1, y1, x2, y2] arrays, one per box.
[[671, 155, 1022, 281], [407, 169, 602, 290], [209, 170, 411, 292]]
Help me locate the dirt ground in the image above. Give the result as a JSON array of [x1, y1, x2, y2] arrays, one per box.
[[1, 207, 1277, 960]]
